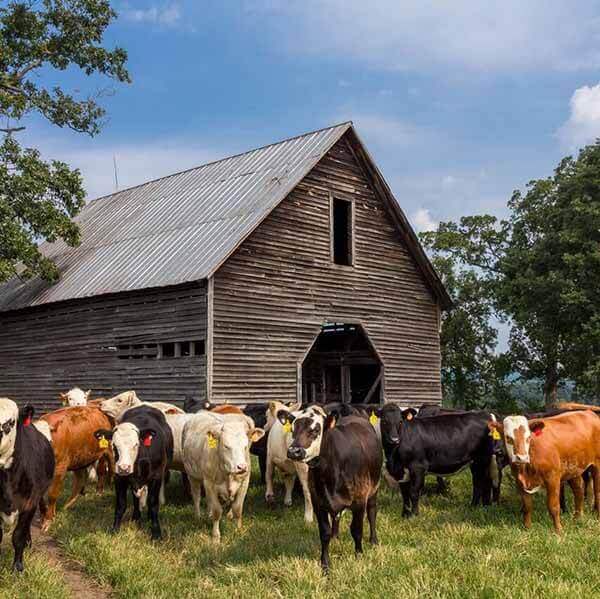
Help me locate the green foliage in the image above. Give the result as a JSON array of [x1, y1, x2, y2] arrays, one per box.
[[423, 142, 600, 404], [0, 0, 129, 283]]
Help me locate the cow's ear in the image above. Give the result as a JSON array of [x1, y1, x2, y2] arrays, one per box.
[[59, 392, 68, 406], [402, 408, 417, 421], [488, 420, 503, 439], [139, 428, 156, 447], [94, 429, 113, 441], [85, 390, 92, 400], [19, 405, 34, 427], [374, 407, 383, 418], [248, 427, 265, 443], [324, 412, 337, 430], [276, 409, 295, 425], [268, 401, 279, 416], [530, 421, 545, 436]]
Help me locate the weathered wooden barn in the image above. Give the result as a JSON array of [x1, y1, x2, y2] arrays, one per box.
[[0, 123, 451, 412]]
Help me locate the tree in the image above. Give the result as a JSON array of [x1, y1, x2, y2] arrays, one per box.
[[422, 143, 600, 404], [426, 253, 509, 409], [0, 0, 129, 283]]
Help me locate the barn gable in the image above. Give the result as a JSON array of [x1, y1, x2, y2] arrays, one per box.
[[210, 131, 445, 406]]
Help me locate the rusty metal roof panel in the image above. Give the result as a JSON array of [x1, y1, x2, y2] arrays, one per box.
[[0, 123, 352, 312]]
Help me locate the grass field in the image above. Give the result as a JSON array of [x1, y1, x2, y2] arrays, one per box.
[[4, 463, 600, 598]]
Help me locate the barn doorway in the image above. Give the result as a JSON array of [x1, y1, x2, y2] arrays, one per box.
[[300, 323, 383, 405]]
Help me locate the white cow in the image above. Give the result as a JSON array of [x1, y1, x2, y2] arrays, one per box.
[[182, 412, 264, 541], [265, 401, 313, 523], [59, 387, 91, 407], [99, 391, 184, 422]]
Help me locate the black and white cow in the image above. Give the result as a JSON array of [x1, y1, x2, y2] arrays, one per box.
[[95, 405, 173, 540], [280, 405, 382, 573], [379, 404, 498, 517], [0, 400, 55, 572]]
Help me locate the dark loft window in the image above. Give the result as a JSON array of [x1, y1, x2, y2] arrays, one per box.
[[161, 342, 175, 358], [332, 198, 353, 266]]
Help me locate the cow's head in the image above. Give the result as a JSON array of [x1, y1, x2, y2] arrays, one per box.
[[490, 416, 544, 465], [206, 416, 265, 475], [266, 400, 301, 432], [377, 405, 415, 447], [99, 391, 140, 420], [60, 387, 91, 407], [94, 423, 154, 476], [278, 405, 327, 463], [0, 399, 19, 469]]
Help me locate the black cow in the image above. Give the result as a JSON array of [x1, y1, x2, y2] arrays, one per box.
[[0, 401, 54, 572], [380, 404, 497, 517], [280, 405, 382, 573], [95, 405, 173, 540]]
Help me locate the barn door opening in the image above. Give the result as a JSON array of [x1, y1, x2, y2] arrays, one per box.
[[301, 323, 383, 405]]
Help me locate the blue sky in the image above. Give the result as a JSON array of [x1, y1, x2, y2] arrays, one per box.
[[23, 1, 600, 234]]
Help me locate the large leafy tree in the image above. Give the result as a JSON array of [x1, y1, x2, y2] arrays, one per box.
[[422, 143, 600, 404], [0, 0, 129, 283]]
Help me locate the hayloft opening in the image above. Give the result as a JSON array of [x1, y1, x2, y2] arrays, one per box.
[[301, 323, 382, 405], [332, 198, 353, 266]]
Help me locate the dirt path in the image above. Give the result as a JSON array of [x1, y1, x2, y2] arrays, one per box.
[[31, 523, 112, 598]]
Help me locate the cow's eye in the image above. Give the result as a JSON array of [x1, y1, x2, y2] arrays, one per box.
[[506, 437, 514, 446]]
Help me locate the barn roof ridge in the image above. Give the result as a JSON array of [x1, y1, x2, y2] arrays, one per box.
[[0, 121, 451, 312]]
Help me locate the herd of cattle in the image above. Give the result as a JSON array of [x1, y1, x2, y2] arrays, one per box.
[[0, 389, 599, 574]]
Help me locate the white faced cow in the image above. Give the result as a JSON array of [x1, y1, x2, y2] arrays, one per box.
[[99, 390, 184, 422], [265, 401, 313, 523], [182, 412, 264, 542], [59, 387, 91, 407]]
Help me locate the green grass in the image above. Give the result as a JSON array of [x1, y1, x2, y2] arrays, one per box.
[[5, 463, 600, 598]]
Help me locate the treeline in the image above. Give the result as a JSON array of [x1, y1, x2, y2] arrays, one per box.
[[421, 142, 600, 410]]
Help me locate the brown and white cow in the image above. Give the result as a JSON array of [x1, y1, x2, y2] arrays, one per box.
[[489, 411, 600, 533], [38, 405, 114, 530]]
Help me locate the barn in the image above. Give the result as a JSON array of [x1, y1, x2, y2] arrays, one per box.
[[0, 122, 451, 413]]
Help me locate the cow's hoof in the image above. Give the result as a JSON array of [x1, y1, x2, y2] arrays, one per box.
[[151, 532, 162, 541], [369, 536, 379, 545], [109, 526, 120, 535], [284, 500, 293, 508], [40, 521, 50, 532], [304, 517, 313, 526], [12, 561, 24, 573], [265, 494, 275, 505]]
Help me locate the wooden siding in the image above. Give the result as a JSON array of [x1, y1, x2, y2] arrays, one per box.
[[0, 282, 207, 413], [211, 133, 442, 406]]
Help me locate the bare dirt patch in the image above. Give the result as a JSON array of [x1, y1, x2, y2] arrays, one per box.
[[31, 523, 111, 598]]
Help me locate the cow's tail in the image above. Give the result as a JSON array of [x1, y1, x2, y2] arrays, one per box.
[[382, 467, 399, 491]]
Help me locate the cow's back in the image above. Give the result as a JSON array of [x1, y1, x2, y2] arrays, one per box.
[[41, 406, 113, 471]]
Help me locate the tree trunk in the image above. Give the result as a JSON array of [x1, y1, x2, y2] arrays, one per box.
[[543, 364, 559, 406]]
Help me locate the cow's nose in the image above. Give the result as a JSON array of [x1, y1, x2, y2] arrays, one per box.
[[287, 446, 305, 461], [236, 464, 247, 474], [389, 436, 400, 444], [513, 455, 530, 465], [117, 465, 132, 475]]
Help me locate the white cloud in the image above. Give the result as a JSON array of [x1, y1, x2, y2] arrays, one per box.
[[557, 83, 600, 149], [122, 3, 182, 27], [246, 0, 600, 72], [411, 208, 437, 233]]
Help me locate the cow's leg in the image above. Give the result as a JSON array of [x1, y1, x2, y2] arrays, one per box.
[[159, 479, 166, 506], [592, 465, 600, 514], [350, 505, 365, 556], [366, 493, 378, 545], [147, 479, 162, 540], [545, 476, 563, 534], [181, 472, 192, 499], [331, 513, 340, 538], [435, 477, 449, 495], [189, 476, 203, 519], [399, 481, 412, 517], [11, 508, 35, 573], [568, 476, 584, 519], [296, 464, 313, 524], [41, 465, 67, 531], [265, 447, 275, 504], [258, 452, 267, 485], [470, 463, 483, 507], [408, 468, 425, 516], [583, 469, 592, 505], [205, 485, 223, 542], [559, 483, 568, 513], [64, 468, 87, 509], [315, 508, 332, 574], [230, 476, 250, 530], [519, 487, 533, 529], [493, 467, 502, 504], [282, 473, 295, 507], [111, 477, 128, 534], [131, 488, 142, 526]]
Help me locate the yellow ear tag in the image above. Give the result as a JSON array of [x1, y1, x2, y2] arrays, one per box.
[[491, 430, 501, 441], [98, 436, 109, 449], [207, 433, 218, 449], [369, 412, 379, 426], [283, 421, 292, 434]]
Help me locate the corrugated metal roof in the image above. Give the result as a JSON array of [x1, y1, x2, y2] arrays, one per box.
[[0, 122, 352, 312]]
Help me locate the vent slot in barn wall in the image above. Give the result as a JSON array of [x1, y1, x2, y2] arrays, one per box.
[[331, 196, 354, 266]]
